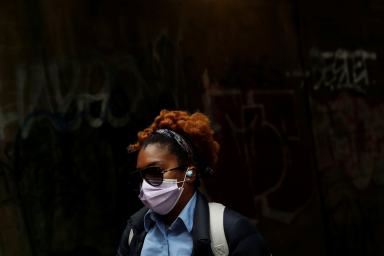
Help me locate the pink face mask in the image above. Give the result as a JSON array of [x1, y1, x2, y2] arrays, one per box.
[[138, 176, 186, 215]]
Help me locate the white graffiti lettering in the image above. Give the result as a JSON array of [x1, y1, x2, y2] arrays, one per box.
[[311, 49, 377, 93], [0, 57, 149, 140]]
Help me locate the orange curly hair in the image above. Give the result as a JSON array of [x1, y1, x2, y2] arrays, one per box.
[[128, 109, 220, 171]]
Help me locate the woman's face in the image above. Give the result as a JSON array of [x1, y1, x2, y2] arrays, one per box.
[[136, 143, 186, 183], [136, 142, 196, 220]]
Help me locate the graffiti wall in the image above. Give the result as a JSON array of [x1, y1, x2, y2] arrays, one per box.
[[309, 49, 384, 255], [0, 2, 195, 254], [1, 0, 384, 256], [200, 57, 325, 255]]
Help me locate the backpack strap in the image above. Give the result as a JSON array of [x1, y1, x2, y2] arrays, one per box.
[[126, 207, 148, 248], [128, 229, 134, 246], [127, 204, 229, 255], [208, 202, 229, 256]]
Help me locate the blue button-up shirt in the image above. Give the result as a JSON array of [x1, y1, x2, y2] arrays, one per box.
[[141, 192, 197, 256]]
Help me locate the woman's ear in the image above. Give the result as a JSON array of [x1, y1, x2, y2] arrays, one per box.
[[185, 166, 197, 183]]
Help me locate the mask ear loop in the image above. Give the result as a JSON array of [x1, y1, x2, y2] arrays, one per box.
[[162, 169, 188, 186], [166, 169, 189, 189], [162, 171, 188, 214]]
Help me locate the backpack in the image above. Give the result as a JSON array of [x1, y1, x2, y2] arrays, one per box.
[[127, 202, 228, 256]]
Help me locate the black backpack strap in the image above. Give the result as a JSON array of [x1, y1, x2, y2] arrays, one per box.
[[123, 207, 148, 255]]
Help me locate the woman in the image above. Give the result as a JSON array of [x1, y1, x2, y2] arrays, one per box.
[[117, 110, 270, 256]]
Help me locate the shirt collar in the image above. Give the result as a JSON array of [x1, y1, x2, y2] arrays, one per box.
[[176, 192, 196, 232], [143, 192, 197, 233]]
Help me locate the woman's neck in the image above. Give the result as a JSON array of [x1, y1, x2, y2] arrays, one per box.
[[162, 188, 195, 225]]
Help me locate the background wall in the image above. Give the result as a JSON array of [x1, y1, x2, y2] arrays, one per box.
[[0, 0, 383, 255]]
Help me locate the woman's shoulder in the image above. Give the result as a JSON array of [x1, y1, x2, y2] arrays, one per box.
[[223, 207, 257, 234], [127, 207, 148, 229], [223, 207, 270, 255]]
